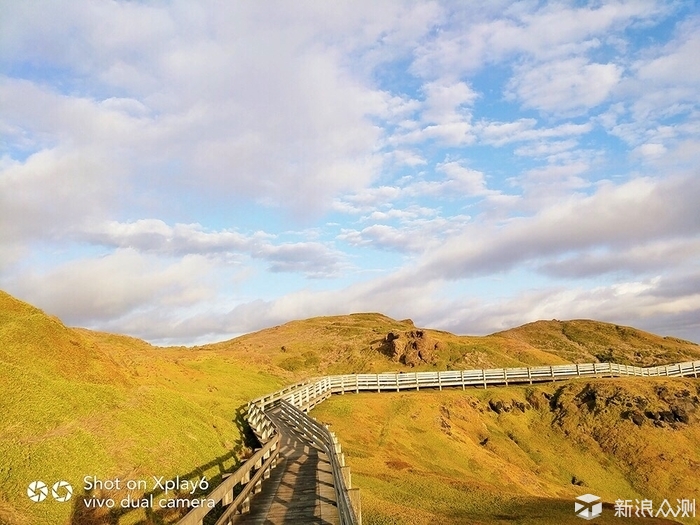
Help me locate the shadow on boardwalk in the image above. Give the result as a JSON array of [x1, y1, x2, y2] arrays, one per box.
[[230, 408, 339, 525]]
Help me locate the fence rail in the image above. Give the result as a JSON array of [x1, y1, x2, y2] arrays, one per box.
[[178, 358, 700, 525]]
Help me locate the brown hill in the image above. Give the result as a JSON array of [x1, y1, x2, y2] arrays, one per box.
[[2, 290, 699, 525], [494, 319, 700, 366]]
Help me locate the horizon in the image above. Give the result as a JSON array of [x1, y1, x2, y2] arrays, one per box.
[[2, 1, 700, 346], [7, 287, 699, 349]]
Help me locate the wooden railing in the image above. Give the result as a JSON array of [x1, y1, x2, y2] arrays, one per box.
[[277, 400, 360, 525], [176, 432, 279, 525], [178, 359, 700, 525]]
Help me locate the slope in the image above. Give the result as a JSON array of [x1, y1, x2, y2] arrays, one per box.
[[0, 291, 284, 525], [2, 290, 699, 525]]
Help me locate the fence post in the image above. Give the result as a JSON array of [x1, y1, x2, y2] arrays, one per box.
[[348, 488, 362, 525]]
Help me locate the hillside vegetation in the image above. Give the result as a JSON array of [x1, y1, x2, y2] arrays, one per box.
[[312, 379, 700, 524], [1, 290, 699, 525], [0, 292, 284, 525]]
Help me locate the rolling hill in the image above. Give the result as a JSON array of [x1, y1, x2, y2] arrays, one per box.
[[1, 290, 699, 524]]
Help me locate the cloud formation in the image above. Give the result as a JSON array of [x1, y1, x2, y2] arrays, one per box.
[[2, 1, 700, 345]]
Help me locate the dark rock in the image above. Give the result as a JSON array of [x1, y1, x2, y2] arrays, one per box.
[[386, 332, 400, 342], [488, 400, 511, 414], [571, 476, 585, 486], [629, 411, 645, 427], [671, 406, 690, 424], [512, 400, 528, 412], [659, 411, 675, 423]]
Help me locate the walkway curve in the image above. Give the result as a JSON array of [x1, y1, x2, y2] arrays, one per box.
[[178, 359, 700, 525]]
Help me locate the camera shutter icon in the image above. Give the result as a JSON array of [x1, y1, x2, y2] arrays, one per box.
[[575, 494, 603, 520], [51, 481, 73, 502], [27, 481, 48, 503]]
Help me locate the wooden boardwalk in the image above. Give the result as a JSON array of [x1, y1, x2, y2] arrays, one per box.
[[178, 359, 700, 525], [230, 406, 340, 525]]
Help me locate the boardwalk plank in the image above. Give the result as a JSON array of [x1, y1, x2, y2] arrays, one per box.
[[231, 407, 340, 525]]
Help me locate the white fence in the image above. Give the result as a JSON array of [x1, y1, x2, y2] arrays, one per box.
[[179, 359, 700, 525]]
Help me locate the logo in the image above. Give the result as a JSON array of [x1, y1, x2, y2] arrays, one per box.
[[27, 481, 48, 502], [51, 481, 73, 502], [27, 480, 73, 503], [575, 494, 603, 520]]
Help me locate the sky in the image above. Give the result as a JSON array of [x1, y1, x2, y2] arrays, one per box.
[[2, 0, 700, 346]]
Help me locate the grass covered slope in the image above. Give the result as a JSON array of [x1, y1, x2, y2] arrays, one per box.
[[0, 292, 284, 525], [201, 315, 700, 377], [199, 314, 573, 375], [312, 379, 700, 524], [495, 319, 700, 366], [1, 290, 699, 524]]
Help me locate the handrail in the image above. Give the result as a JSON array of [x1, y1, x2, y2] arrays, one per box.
[[176, 433, 279, 525], [179, 359, 700, 525], [278, 400, 358, 525]]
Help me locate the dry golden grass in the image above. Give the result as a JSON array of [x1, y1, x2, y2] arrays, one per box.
[[312, 379, 700, 524], [2, 289, 698, 524]]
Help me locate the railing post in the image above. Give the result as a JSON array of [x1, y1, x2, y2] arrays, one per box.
[[504, 369, 508, 386], [396, 374, 399, 392], [377, 374, 380, 393], [356, 374, 359, 394], [550, 366, 554, 382], [341, 466, 352, 487], [482, 369, 487, 389], [438, 371, 442, 391], [461, 369, 465, 390], [527, 367, 532, 385], [348, 488, 362, 525]]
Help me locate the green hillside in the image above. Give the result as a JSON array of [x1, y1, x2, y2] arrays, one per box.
[[0, 292, 284, 525], [494, 319, 700, 366], [312, 379, 700, 524], [1, 290, 698, 525]]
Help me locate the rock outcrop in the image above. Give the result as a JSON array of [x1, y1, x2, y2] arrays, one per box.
[[381, 330, 440, 367]]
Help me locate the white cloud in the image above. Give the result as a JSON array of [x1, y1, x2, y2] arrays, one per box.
[[634, 142, 667, 158], [2, 1, 700, 346], [80, 220, 347, 278], [477, 119, 592, 146], [5, 249, 217, 324], [411, 1, 665, 77], [409, 173, 700, 281], [508, 58, 622, 114]]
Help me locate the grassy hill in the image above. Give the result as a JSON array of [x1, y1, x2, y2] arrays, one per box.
[[1, 290, 699, 524], [0, 291, 285, 525], [312, 379, 700, 524], [495, 319, 700, 366]]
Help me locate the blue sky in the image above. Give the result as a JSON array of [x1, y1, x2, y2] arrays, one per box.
[[2, 0, 700, 345]]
